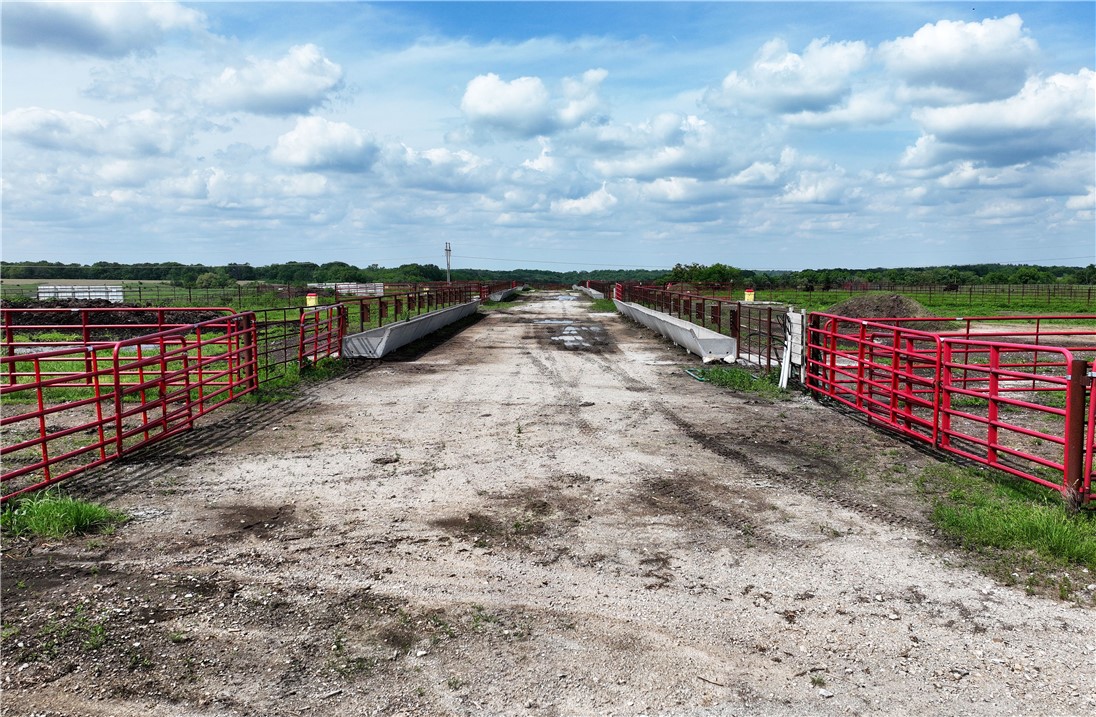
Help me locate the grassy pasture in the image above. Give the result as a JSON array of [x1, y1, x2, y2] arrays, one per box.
[[750, 288, 1095, 316]]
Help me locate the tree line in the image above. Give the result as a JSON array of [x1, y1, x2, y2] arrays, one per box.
[[1, 260, 1093, 288], [663, 262, 1096, 288]]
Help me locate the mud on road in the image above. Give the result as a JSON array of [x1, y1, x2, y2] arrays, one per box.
[[3, 290, 1094, 716]]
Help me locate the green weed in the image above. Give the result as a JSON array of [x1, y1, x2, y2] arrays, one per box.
[[82, 623, 107, 650], [920, 464, 1096, 573], [469, 604, 498, 630], [1, 491, 125, 538], [589, 298, 617, 313], [694, 365, 787, 400]]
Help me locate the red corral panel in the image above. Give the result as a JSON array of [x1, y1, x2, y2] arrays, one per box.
[[299, 305, 347, 364], [807, 313, 1094, 503], [1, 313, 257, 502]]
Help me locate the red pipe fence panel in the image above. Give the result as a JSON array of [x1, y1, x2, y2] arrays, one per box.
[[0, 289, 486, 501], [807, 313, 1094, 503], [1, 313, 258, 502], [299, 305, 347, 365]]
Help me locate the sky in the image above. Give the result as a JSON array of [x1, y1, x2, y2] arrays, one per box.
[[2, 1, 1094, 272]]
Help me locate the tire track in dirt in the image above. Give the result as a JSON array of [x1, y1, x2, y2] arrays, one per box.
[[583, 349, 919, 530], [525, 349, 598, 436]]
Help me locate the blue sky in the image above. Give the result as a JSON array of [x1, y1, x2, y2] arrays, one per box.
[[2, 2, 1093, 272]]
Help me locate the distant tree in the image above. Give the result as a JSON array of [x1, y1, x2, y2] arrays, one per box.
[[194, 270, 236, 288]]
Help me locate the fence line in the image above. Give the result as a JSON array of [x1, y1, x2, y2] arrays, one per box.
[[616, 284, 1095, 503], [806, 314, 1094, 503], [621, 285, 790, 370]]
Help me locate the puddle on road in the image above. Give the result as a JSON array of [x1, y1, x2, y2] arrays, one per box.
[[534, 319, 575, 325], [554, 295, 577, 301], [548, 324, 605, 349], [551, 335, 592, 348]]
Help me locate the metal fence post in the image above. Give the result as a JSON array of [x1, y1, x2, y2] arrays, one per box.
[[1064, 359, 1089, 503]]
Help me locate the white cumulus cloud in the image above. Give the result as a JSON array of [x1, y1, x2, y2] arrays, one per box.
[[904, 69, 1096, 168], [460, 69, 607, 138], [461, 73, 553, 137], [708, 37, 869, 114], [1, 1, 206, 57], [784, 88, 901, 129], [781, 169, 853, 205], [551, 183, 618, 215], [592, 114, 733, 182], [1066, 187, 1096, 211], [3, 107, 188, 157], [202, 44, 344, 116], [385, 144, 495, 192], [879, 14, 1038, 105], [271, 116, 378, 172]]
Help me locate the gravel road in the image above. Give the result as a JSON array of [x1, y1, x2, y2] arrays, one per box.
[[3, 290, 1094, 717]]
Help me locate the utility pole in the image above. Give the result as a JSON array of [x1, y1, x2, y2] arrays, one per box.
[[445, 242, 452, 284]]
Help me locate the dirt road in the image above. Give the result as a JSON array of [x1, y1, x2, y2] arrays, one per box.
[[3, 290, 1094, 716]]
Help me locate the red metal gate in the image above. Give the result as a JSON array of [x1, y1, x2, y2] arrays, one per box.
[[807, 313, 1094, 503], [1, 314, 258, 502], [299, 305, 347, 364]]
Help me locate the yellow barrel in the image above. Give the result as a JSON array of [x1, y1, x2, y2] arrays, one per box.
[[306, 293, 318, 307], [744, 289, 755, 302]]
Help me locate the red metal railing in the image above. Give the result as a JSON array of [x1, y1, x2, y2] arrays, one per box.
[[807, 313, 1094, 503], [1, 313, 257, 502], [299, 305, 347, 364], [1, 291, 484, 500], [341, 285, 477, 333], [2, 306, 236, 387]]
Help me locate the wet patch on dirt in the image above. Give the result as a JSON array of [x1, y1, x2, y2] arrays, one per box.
[[527, 322, 617, 354], [211, 503, 303, 540]]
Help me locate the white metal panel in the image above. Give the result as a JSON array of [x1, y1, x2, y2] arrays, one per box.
[[37, 286, 124, 303]]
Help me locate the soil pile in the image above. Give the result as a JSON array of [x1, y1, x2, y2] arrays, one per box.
[[826, 293, 956, 330], [1, 299, 232, 342], [0, 298, 229, 328]]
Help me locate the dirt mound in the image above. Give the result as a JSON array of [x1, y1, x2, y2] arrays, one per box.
[[825, 293, 957, 330], [825, 293, 959, 330], [0, 299, 231, 335], [826, 293, 932, 318]]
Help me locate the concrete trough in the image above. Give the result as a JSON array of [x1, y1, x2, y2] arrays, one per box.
[[342, 300, 480, 359], [614, 300, 737, 363], [488, 286, 525, 302], [572, 285, 605, 300]]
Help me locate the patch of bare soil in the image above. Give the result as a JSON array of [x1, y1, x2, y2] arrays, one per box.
[[3, 290, 1094, 716]]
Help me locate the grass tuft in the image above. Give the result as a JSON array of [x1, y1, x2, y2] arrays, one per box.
[[920, 464, 1096, 571], [694, 365, 787, 400], [589, 298, 617, 313], [1, 491, 125, 538]]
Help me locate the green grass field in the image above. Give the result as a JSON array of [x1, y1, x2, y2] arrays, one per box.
[[751, 288, 1094, 315]]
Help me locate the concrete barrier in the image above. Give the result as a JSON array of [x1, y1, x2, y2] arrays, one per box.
[[342, 300, 480, 359], [572, 285, 605, 300], [488, 285, 525, 302], [614, 300, 737, 363]]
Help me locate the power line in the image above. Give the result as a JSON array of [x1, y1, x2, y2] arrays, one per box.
[[452, 254, 663, 269]]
